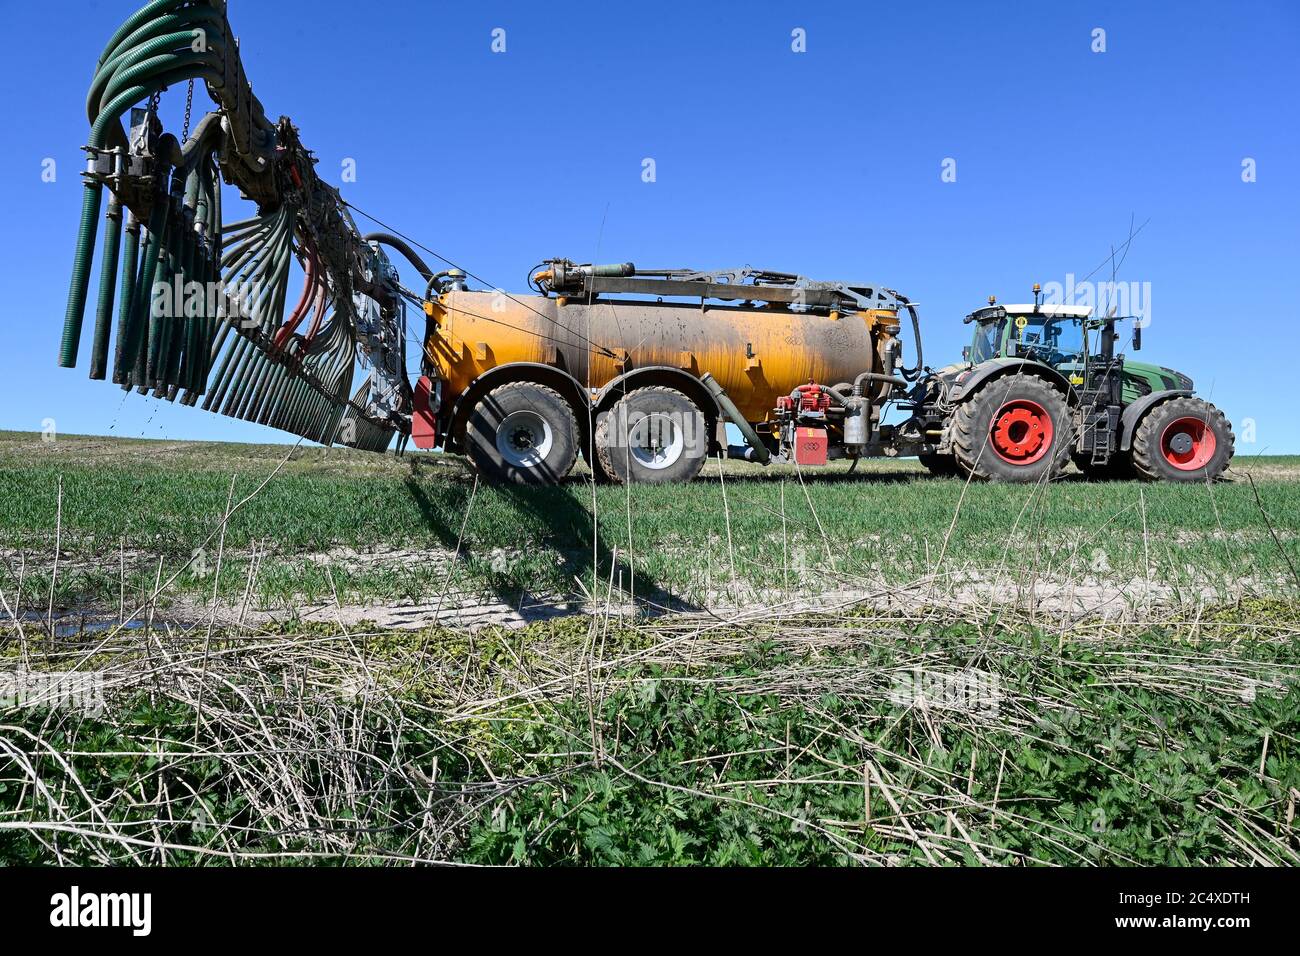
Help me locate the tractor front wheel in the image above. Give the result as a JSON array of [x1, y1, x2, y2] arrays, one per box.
[[1131, 397, 1234, 482], [951, 376, 1071, 482]]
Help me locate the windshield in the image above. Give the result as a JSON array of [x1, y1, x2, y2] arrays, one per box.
[[1013, 315, 1085, 365], [971, 319, 1004, 364]]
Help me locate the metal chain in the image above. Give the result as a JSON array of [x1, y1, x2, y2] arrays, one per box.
[[182, 78, 195, 142]]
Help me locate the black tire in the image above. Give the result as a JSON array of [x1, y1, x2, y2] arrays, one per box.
[[595, 386, 708, 485], [464, 381, 579, 485], [1131, 397, 1234, 483], [919, 453, 964, 478], [583, 441, 614, 484], [951, 375, 1072, 482], [1072, 453, 1135, 481]]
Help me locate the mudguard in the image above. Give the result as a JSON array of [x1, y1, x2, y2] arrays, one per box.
[[944, 359, 1077, 405], [1118, 389, 1193, 451], [446, 362, 593, 453], [594, 366, 721, 421]]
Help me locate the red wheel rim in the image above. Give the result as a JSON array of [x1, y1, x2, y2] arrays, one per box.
[[1160, 416, 1216, 470], [989, 399, 1053, 465]]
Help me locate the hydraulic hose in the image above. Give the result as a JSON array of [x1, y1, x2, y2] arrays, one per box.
[[901, 302, 923, 380], [851, 371, 910, 396], [362, 232, 435, 283], [789, 383, 851, 406]]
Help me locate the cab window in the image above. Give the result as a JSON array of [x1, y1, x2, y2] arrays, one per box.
[[971, 319, 1004, 364], [1013, 315, 1084, 364]]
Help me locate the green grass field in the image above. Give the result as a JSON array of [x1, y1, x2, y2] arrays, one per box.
[[0, 430, 1297, 866], [1, 430, 1297, 619]]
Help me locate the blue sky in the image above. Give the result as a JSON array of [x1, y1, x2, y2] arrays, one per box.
[[2, 0, 1297, 451]]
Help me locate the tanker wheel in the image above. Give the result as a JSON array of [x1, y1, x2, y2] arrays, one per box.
[[918, 453, 964, 478], [583, 441, 614, 484], [951, 376, 1071, 483], [595, 386, 708, 485], [1131, 397, 1234, 483], [464, 381, 579, 485]]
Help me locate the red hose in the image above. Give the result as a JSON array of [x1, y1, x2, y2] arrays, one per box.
[[303, 279, 328, 343], [273, 239, 319, 349]]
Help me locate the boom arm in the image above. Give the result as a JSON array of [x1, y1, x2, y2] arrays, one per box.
[[60, 0, 408, 451]]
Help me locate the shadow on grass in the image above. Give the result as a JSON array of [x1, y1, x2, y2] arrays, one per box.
[[694, 471, 925, 486], [403, 459, 699, 619]]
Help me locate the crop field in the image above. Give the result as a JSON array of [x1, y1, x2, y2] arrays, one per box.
[[3, 431, 1298, 623], [1, 430, 1298, 865]]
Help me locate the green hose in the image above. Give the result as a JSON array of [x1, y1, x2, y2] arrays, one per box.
[[89, 200, 123, 379], [112, 215, 141, 384], [129, 202, 169, 377], [59, 183, 105, 367], [61, 84, 161, 367], [63, 0, 393, 448], [148, 207, 185, 385], [91, 7, 224, 105], [701, 372, 771, 465], [96, 0, 194, 68]]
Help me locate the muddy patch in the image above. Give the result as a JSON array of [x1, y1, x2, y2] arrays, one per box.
[[7, 566, 1280, 641]]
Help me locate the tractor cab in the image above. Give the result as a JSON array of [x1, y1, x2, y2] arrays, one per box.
[[963, 301, 1092, 377], [962, 295, 1193, 405]]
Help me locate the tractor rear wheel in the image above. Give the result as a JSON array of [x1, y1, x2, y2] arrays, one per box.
[[951, 376, 1071, 482], [465, 381, 579, 484], [1131, 397, 1233, 482], [595, 386, 708, 484]]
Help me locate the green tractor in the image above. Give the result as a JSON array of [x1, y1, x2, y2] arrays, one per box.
[[916, 288, 1234, 482]]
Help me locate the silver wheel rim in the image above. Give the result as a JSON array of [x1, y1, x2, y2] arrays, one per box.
[[629, 413, 685, 470], [495, 410, 553, 468]]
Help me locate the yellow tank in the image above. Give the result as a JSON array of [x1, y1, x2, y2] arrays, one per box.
[[426, 290, 900, 423]]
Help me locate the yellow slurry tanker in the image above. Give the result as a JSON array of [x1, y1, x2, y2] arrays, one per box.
[[416, 262, 920, 483]]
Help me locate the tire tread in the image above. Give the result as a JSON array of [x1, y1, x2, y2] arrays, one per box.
[[950, 375, 1072, 482], [466, 380, 579, 484], [595, 386, 707, 485], [1130, 396, 1234, 482]]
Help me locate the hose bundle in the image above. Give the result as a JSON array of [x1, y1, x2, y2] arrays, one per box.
[[60, 0, 404, 453]]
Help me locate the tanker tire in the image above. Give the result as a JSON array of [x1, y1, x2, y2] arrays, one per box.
[[595, 386, 708, 485], [951, 376, 1071, 483], [584, 434, 614, 484], [465, 381, 579, 485], [1131, 397, 1233, 483], [919, 453, 964, 478]]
